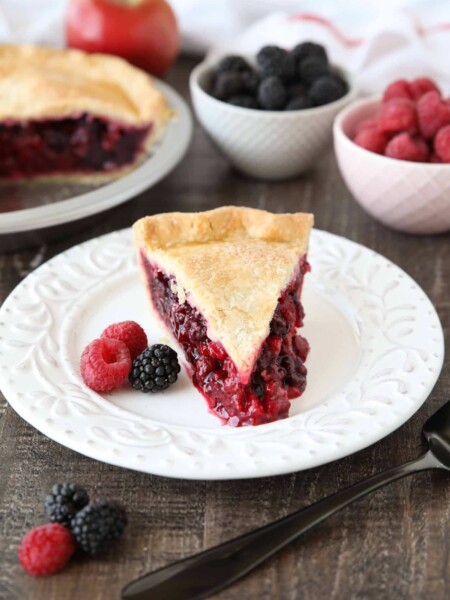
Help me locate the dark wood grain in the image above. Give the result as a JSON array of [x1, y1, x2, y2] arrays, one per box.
[[1, 56, 449, 600]]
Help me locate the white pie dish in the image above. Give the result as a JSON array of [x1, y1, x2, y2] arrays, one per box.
[[0, 227, 443, 480]]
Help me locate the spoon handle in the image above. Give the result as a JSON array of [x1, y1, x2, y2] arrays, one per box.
[[122, 451, 438, 600]]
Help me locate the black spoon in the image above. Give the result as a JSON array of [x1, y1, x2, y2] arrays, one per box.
[[122, 400, 450, 600]]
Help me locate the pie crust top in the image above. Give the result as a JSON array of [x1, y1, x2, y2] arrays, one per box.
[[0, 45, 171, 131], [134, 207, 313, 379]]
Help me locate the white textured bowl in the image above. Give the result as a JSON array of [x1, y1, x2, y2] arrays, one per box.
[[334, 96, 450, 235], [190, 60, 356, 180]]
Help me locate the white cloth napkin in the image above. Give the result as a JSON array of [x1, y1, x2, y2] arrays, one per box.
[[0, 0, 449, 94]]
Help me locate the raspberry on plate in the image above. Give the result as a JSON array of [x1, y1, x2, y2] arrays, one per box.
[[434, 125, 450, 162], [354, 129, 389, 154], [377, 98, 417, 135], [417, 91, 450, 139], [101, 320, 148, 360], [385, 132, 430, 162], [382, 80, 412, 103], [409, 77, 440, 101], [18, 523, 76, 576], [80, 337, 131, 392]]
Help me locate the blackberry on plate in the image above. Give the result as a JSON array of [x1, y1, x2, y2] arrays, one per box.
[[70, 500, 127, 555], [228, 95, 259, 109], [212, 72, 245, 100], [216, 55, 252, 74], [44, 483, 89, 526], [258, 76, 287, 110], [257, 46, 291, 80], [285, 96, 313, 111], [129, 344, 181, 393], [298, 55, 330, 85], [308, 75, 347, 106], [292, 41, 328, 64]]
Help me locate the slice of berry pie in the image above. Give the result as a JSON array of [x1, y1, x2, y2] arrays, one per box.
[[134, 207, 313, 426], [0, 45, 171, 180]]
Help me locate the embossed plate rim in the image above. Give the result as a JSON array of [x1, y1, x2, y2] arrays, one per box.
[[0, 228, 444, 479], [0, 80, 193, 234]]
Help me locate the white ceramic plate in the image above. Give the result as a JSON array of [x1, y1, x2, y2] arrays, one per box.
[[0, 80, 192, 235], [0, 229, 444, 480]]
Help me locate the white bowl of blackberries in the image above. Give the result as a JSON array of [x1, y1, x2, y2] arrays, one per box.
[[190, 41, 356, 180]]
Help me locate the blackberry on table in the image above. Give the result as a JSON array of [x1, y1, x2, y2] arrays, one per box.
[[44, 483, 89, 526], [292, 41, 328, 64], [216, 55, 252, 74], [212, 72, 246, 100], [70, 500, 127, 555], [129, 344, 181, 393], [228, 95, 259, 109], [285, 96, 313, 111], [308, 75, 347, 106], [258, 76, 287, 110], [298, 56, 330, 85], [257, 46, 290, 80]]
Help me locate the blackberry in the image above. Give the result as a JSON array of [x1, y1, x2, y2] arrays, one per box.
[[308, 75, 347, 106], [44, 483, 89, 526], [228, 95, 259, 109], [129, 344, 181, 393], [286, 82, 307, 100], [256, 46, 291, 80], [241, 70, 260, 95], [285, 96, 313, 111], [211, 72, 245, 100], [216, 55, 252, 74], [70, 500, 127, 555], [258, 76, 287, 110], [292, 41, 328, 64], [298, 56, 330, 85]]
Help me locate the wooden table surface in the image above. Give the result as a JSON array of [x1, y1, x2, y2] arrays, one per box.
[[1, 56, 449, 600]]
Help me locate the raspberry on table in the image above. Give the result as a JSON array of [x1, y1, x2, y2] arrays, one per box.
[[417, 91, 450, 139], [80, 337, 131, 392], [297, 56, 329, 85], [285, 96, 313, 111], [258, 76, 287, 110], [101, 320, 148, 360], [308, 75, 346, 106], [434, 125, 450, 162], [45, 483, 89, 527], [383, 79, 412, 103], [216, 55, 252, 74], [385, 132, 430, 162], [354, 129, 389, 154], [129, 344, 181, 393], [377, 98, 417, 135], [409, 77, 439, 101], [18, 523, 76, 576], [71, 500, 127, 556]]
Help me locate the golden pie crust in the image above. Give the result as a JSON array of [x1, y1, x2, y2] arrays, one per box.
[[134, 207, 313, 379]]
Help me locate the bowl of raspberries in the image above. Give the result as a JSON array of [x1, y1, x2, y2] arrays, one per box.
[[190, 41, 355, 180], [334, 77, 450, 235]]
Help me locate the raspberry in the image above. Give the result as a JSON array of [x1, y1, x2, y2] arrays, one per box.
[[377, 98, 417, 135], [71, 500, 127, 555], [385, 133, 430, 162], [45, 483, 89, 526], [101, 320, 148, 360], [430, 153, 443, 163], [18, 523, 76, 576], [434, 125, 450, 162], [417, 91, 450, 139], [258, 76, 287, 110], [80, 338, 131, 392], [354, 129, 389, 154], [354, 118, 378, 136], [383, 80, 412, 102], [409, 77, 439, 101]]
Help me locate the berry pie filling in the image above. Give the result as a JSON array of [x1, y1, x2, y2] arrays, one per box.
[[141, 253, 310, 426], [0, 114, 151, 179]]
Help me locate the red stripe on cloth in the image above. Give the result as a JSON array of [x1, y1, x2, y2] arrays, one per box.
[[289, 13, 364, 47]]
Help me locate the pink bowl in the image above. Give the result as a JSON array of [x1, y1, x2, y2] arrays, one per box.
[[333, 96, 450, 235]]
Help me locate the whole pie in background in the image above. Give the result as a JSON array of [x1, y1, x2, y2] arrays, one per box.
[[0, 45, 171, 181], [134, 206, 313, 427]]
